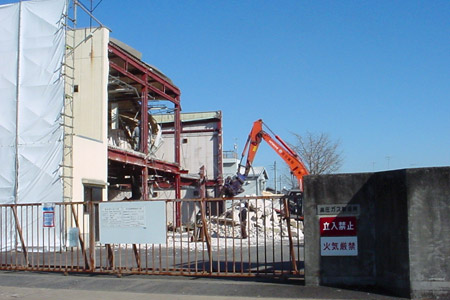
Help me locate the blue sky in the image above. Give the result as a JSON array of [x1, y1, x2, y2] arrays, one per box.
[[3, 0, 449, 183]]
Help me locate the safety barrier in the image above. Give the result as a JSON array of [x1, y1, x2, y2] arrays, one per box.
[[0, 196, 304, 278]]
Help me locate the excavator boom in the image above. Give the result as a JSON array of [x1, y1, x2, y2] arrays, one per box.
[[222, 119, 309, 197], [241, 119, 308, 188]]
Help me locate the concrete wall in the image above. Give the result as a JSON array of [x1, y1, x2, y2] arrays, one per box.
[[373, 170, 410, 296], [304, 167, 450, 299], [153, 112, 222, 180], [72, 28, 109, 202], [304, 172, 378, 287], [406, 168, 450, 299]]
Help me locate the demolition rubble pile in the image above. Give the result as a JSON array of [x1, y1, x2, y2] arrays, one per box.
[[207, 198, 304, 242]]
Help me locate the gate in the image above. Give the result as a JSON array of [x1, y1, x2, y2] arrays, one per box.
[[0, 196, 304, 278]]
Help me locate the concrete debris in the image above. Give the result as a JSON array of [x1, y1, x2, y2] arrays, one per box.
[[208, 199, 304, 241]]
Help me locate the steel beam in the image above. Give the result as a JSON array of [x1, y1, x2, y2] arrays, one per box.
[[108, 44, 180, 105], [108, 148, 182, 175]]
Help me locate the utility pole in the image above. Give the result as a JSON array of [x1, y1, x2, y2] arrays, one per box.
[[386, 156, 391, 169], [273, 161, 277, 193]]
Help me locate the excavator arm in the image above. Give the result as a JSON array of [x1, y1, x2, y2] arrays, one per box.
[[222, 119, 309, 197], [240, 119, 309, 188]]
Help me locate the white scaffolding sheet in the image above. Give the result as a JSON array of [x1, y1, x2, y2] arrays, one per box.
[[0, 0, 67, 251]]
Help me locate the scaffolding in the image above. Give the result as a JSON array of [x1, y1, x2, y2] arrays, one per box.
[[61, 1, 109, 203]]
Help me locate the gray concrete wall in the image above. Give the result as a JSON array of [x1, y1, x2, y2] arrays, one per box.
[[406, 168, 450, 299], [373, 170, 411, 297], [304, 173, 378, 287], [304, 167, 450, 299]]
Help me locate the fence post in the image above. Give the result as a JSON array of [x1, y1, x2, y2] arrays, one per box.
[[200, 199, 213, 274], [133, 244, 141, 270], [88, 201, 96, 272], [283, 198, 298, 274], [11, 205, 29, 267]]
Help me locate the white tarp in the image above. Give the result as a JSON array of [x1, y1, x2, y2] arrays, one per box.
[[0, 2, 19, 204], [0, 0, 67, 250]]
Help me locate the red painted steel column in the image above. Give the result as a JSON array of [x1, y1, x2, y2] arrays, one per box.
[[141, 74, 149, 154], [142, 167, 148, 201], [174, 101, 181, 173], [141, 74, 149, 200], [174, 99, 182, 226]]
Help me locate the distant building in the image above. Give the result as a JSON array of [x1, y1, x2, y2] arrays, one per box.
[[223, 150, 240, 178], [240, 166, 269, 196]]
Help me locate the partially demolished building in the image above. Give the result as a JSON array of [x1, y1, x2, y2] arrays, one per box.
[[70, 30, 223, 205], [0, 1, 223, 219]]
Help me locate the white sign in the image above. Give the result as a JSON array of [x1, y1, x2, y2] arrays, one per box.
[[67, 227, 79, 247], [99, 201, 166, 244], [42, 203, 55, 227], [320, 236, 358, 256], [317, 204, 360, 216]]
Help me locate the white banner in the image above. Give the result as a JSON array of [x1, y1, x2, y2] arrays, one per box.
[[0, 2, 20, 204], [0, 0, 67, 251]]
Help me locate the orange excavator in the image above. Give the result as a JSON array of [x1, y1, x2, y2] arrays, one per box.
[[222, 119, 309, 198]]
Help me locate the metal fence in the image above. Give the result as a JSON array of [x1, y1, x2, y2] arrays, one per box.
[[0, 196, 304, 278]]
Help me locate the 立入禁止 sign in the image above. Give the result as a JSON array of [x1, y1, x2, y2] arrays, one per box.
[[319, 216, 357, 236]]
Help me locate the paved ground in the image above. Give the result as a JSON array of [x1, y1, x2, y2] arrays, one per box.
[[0, 271, 408, 300]]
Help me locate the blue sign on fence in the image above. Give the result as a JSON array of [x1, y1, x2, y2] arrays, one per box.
[[42, 203, 55, 227]]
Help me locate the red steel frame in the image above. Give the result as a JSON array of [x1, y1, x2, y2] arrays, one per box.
[[107, 42, 183, 202], [107, 43, 224, 226]]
